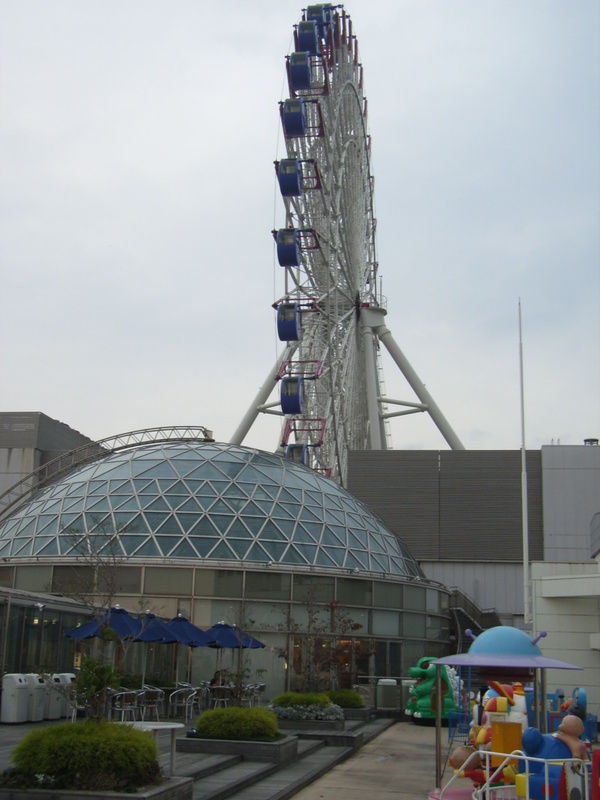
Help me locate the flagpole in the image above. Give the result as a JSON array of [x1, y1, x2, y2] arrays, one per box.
[[519, 299, 531, 627]]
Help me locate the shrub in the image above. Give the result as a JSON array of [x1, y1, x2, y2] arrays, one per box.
[[271, 691, 331, 708], [193, 707, 280, 741], [326, 689, 364, 708], [269, 702, 344, 721], [7, 720, 160, 791]]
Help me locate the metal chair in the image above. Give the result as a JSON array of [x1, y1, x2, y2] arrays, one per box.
[[168, 686, 196, 719], [139, 688, 165, 721], [111, 690, 139, 721], [210, 685, 232, 708]]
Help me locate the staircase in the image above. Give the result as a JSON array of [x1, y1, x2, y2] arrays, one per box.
[[166, 716, 395, 800]]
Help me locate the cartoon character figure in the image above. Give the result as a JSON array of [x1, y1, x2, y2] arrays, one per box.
[[404, 657, 460, 721]]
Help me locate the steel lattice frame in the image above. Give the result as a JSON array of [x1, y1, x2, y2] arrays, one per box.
[[231, 6, 464, 487]]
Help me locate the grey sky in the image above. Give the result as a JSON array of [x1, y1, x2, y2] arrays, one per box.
[[1, 0, 598, 453]]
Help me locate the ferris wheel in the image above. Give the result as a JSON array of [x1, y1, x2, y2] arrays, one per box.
[[231, 4, 463, 486]]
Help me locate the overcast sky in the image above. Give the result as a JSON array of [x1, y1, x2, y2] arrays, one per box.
[[1, 0, 598, 454]]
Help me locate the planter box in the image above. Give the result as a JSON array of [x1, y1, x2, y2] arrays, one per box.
[[177, 735, 298, 764], [0, 776, 193, 800], [343, 707, 374, 721], [277, 718, 345, 731]]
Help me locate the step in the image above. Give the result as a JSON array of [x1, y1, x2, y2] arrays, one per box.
[[218, 744, 352, 800], [192, 759, 279, 800]]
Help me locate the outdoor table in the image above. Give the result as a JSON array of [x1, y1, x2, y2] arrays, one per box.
[[128, 721, 185, 776]]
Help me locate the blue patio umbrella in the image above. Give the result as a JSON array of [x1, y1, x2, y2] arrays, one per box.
[[204, 621, 265, 649], [164, 614, 212, 647], [65, 605, 142, 641], [136, 613, 181, 644]]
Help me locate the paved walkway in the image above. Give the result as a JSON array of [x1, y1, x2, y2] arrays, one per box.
[[292, 720, 439, 800]]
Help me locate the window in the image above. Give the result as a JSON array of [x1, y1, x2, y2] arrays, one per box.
[[292, 574, 334, 602], [245, 572, 291, 600], [337, 578, 371, 605], [194, 569, 242, 597], [145, 567, 193, 595]]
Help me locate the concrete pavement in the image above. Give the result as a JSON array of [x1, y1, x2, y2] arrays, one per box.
[[291, 720, 439, 800]]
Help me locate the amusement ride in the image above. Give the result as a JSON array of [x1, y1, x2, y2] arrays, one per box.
[[230, 4, 464, 486]]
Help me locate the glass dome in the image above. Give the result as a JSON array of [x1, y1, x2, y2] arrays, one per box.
[[0, 442, 423, 577]]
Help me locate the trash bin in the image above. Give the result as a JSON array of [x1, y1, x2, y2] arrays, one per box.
[[1, 674, 29, 723], [44, 675, 63, 720], [24, 674, 46, 722], [377, 678, 398, 709], [54, 673, 76, 717]]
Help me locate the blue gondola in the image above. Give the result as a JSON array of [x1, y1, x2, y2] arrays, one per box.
[[297, 20, 319, 55], [289, 52, 312, 91], [281, 98, 306, 138], [280, 377, 305, 415], [306, 4, 333, 38], [285, 443, 309, 465], [277, 159, 303, 197], [276, 228, 302, 267], [277, 302, 302, 341]]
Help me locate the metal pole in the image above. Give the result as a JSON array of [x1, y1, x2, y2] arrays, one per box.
[[435, 664, 443, 789], [229, 342, 298, 445], [519, 300, 531, 626]]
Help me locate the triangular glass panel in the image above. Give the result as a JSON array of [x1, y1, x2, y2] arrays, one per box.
[[32, 536, 54, 554], [294, 543, 318, 562], [275, 518, 295, 538], [241, 500, 263, 517], [121, 535, 151, 555], [123, 514, 150, 534], [84, 512, 112, 533], [164, 480, 188, 496], [0, 518, 19, 539], [99, 464, 131, 480], [12, 539, 33, 556], [136, 481, 159, 497], [40, 499, 62, 515], [369, 533, 386, 554], [176, 513, 202, 533], [227, 522, 252, 539], [183, 464, 226, 482], [155, 536, 179, 555], [209, 499, 235, 515], [227, 539, 252, 559], [208, 480, 229, 495], [87, 480, 108, 495], [110, 498, 138, 514], [35, 538, 59, 556], [188, 517, 219, 536], [98, 538, 124, 556], [210, 460, 244, 479], [86, 497, 111, 513], [306, 490, 324, 506], [369, 554, 388, 572], [253, 485, 276, 501], [113, 511, 137, 530], [348, 512, 365, 528], [344, 551, 368, 570], [132, 479, 155, 492], [282, 544, 309, 565], [328, 525, 347, 544], [169, 539, 198, 559], [293, 526, 317, 544], [324, 508, 346, 526], [253, 499, 274, 515], [63, 497, 85, 513], [188, 536, 218, 557], [65, 482, 86, 497], [144, 497, 170, 512], [279, 502, 301, 520], [302, 522, 323, 541], [133, 538, 161, 557], [304, 503, 324, 521], [137, 462, 178, 479], [156, 479, 177, 492], [319, 547, 343, 566], [222, 484, 247, 500], [321, 529, 345, 547], [258, 521, 287, 541], [175, 498, 202, 514], [244, 542, 271, 562], [61, 514, 85, 534], [210, 515, 233, 534], [143, 511, 169, 531], [235, 466, 269, 484], [207, 540, 236, 560], [262, 541, 287, 560], [241, 517, 263, 535], [0, 541, 12, 556], [299, 506, 321, 523], [156, 516, 182, 535], [183, 479, 205, 495], [15, 519, 37, 536], [271, 504, 296, 521], [349, 529, 368, 548]]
